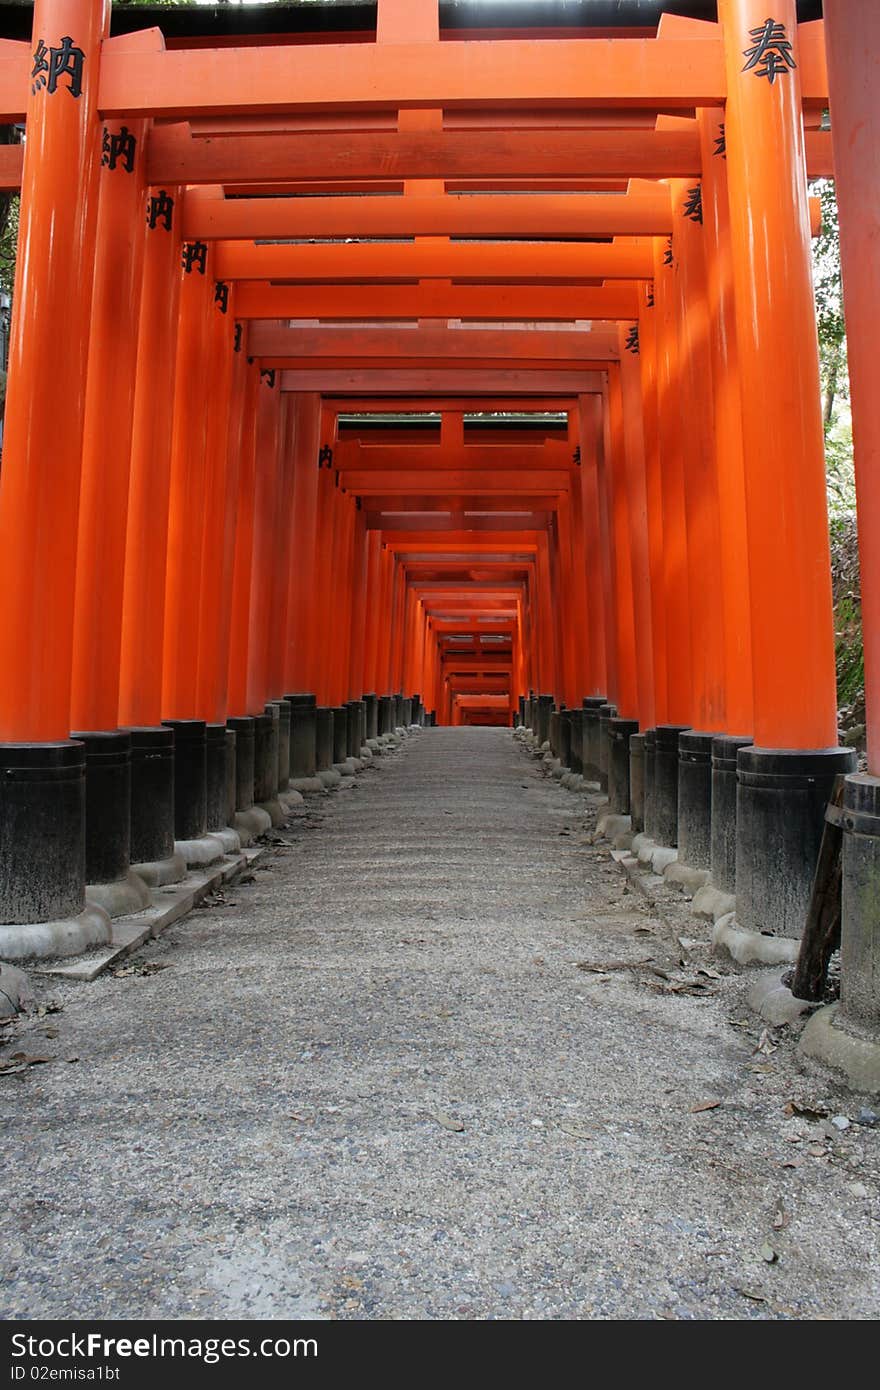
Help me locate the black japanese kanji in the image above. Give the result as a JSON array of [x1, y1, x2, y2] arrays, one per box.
[[32, 35, 84, 99], [182, 241, 208, 276], [714, 122, 726, 158], [625, 324, 640, 355], [233, 323, 243, 353], [663, 237, 674, 267], [682, 184, 703, 225], [319, 445, 334, 468], [260, 369, 276, 388], [214, 281, 230, 315], [102, 125, 136, 173], [147, 190, 174, 232], [742, 19, 796, 84]]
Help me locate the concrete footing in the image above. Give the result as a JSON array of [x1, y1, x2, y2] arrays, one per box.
[[800, 1004, 880, 1095], [0, 903, 112, 963]]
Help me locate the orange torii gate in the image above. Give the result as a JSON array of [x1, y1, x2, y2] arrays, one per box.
[[0, 0, 877, 1088]]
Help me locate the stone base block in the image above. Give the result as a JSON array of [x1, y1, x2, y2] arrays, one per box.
[[210, 827, 242, 855], [0, 961, 33, 1017], [596, 812, 632, 842], [318, 769, 342, 789], [234, 806, 272, 843], [175, 833, 227, 868], [664, 862, 710, 895], [748, 971, 816, 1026], [0, 904, 111, 962], [131, 851, 187, 889], [289, 776, 325, 794], [799, 1004, 880, 1095], [85, 869, 152, 919], [257, 798, 286, 826], [691, 883, 737, 922], [651, 847, 678, 874], [712, 912, 801, 966]]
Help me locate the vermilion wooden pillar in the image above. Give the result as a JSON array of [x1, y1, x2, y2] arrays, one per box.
[[362, 529, 383, 696], [284, 394, 321, 692], [208, 322, 248, 722], [671, 175, 726, 735], [617, 334, 655, 732], [719, 0, 853, 938], [245, 375, 284, 716], [577, 394, 608, 699], [697, 107, 754, 739], [0, 0, 106, 742], [265, 395, 296, 702], [118, 180, 182, 728], [720, 0, 837, 749], [226, 363, 260, 717], [824, 5, 879, 773], [604, 365, 639, 722], [195, 284, 238, 724], [652, 232, 692, 728], [70, 113, 148, 733], [637, 275, 669, 729]]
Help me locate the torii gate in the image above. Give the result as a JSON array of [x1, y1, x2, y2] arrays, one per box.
[[0, 0, 876, 1090]]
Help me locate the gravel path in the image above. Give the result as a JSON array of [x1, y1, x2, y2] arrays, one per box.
[[1, 727, 878, 1320]]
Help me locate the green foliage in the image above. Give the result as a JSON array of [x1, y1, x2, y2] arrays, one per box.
[[0, 194, 18, 301]]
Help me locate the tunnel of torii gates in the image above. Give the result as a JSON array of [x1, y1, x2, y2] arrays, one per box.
[[0, 0, 878, 1077]]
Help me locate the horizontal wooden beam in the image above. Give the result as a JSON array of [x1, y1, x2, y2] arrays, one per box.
[[366, 512, 551, 531], [151, 126, 704, 184], [184, 190, 673, 240], [94, 31, 829, 120], [337, 442, 572, 468], [251, 324, 618, 362], [341, 469, 570, 495], [235, 282, 640, 321], [215, 239, 653, 283], [279, 369, 603, 393], [149, 124, 834, 187]]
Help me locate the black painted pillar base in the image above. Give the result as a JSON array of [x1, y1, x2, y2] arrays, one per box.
[[344, 701, 361, 760], [379, 696, 395, 737], [710, 735, 753, 893], [735, 745, 856, 938], [364, 693, 379, 741], [254, 711, 285, 824], [0, 740, 111, 961], [206, 723, 241, 853], [559, 710, 573, 770], [70, 730, 151, 918], [536, 694, 553, 747], [582, 696, 607, 782], [163, 719, 225, 865], [548, 709, 561, 760], [643, 729, 657, 839], [332, 705, 354, 776], [565, 709, 581, 773], [264, 699, 291, 793], [677, 731, 715, 870], [128, 726, 186, 887], [653, 724, 690, 846], [629, 733, 646, 833], [225, 728, 237, 829], [286, 693, 322, 791], [227, 715, 271, 843], [597, 703, 617, 792], [315, 707, 340, 787], [608, 717, 639, 815]]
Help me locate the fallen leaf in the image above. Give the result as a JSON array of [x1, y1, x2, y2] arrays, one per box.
[[430, 1111, 465, 1133], [576, 958, 651, 974], [784, 1100, 829, 1121], [0, 1052, 52, 1075], [772, 1200, 789, 1231], [781, 1157, 806, 1168], [558, 1122, 594, 1140], [736, 1288, 766, 1303], [690, 1099, 722, 1114], [760, 1242, 778, 1264], [753, 1028, 778, 1057]]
